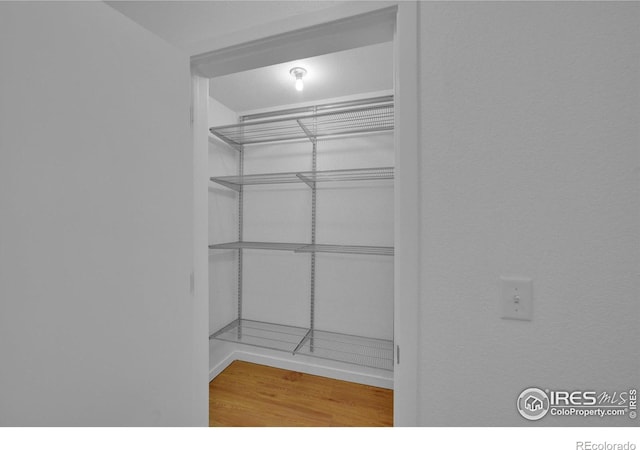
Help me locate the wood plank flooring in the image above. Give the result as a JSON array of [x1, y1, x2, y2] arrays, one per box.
[[209, 360, 393, 427]]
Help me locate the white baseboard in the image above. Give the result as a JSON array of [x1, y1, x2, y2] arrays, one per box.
[[208, 350, 238, 381], [209, 346, 393, 389]]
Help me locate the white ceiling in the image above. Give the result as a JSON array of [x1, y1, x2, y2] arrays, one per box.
[[107, 1, 346, 54], [209, 41, 392, 113], [107, 1, 393, 113]]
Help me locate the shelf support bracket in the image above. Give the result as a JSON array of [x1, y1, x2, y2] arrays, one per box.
[[210, 178, 241, 191], [295, 173, 315, 189], [209, 318, 241, 340], [209, 133, 242, 152], [296, 119, 316, 143], [293, 329, 312, 355]]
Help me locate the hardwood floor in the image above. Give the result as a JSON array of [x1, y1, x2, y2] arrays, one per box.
[[209, 360, 393, 427]]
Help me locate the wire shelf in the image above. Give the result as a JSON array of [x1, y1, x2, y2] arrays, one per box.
[[210, 167, 394, 191], [295, 329, 394, 371], [295, 244, 394, 256], [210, 103, 394, 146], [209, 241, 394, 256], [209, 319, 394, 371], [210, 319, 309, 353], [208, 241, 307, 252]]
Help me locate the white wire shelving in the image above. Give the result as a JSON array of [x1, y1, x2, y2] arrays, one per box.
[[209, 241, 394, 256], [210, 319, 394, 371], [209, 100, 393, 147], [210, 167, 394, 191], [208, 96, 395, 372]]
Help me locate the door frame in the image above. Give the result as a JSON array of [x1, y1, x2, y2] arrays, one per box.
[[191, 1, 420, 426]]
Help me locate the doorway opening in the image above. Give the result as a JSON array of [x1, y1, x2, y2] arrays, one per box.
[[191, 3, 419, 426]]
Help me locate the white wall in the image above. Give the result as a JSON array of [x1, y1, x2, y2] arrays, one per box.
[[0, 2, 203, 425], [418, 2, 639, 426]]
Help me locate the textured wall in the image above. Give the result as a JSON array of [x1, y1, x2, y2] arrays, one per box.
[[0, 2, 199, 425], [418, 2, 639, 426]]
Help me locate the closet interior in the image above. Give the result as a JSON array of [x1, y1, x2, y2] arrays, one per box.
[[207, 41, 394, 384]]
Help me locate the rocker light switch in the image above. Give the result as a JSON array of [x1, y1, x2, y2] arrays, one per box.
[[501, 277, 533, 321]]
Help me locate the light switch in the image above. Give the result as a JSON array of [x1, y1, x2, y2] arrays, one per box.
[[501, 276, 533, 321]]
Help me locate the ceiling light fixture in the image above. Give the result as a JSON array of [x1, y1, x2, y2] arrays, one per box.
[[289, 67, 307, 92]]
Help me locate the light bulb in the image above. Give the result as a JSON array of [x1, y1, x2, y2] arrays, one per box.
[[290, 67, 307, 93]]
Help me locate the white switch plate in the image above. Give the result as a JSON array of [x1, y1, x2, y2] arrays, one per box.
[[501, 276, 533, 321]]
